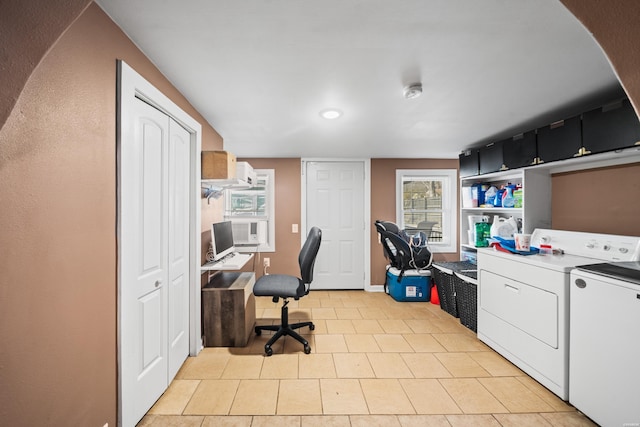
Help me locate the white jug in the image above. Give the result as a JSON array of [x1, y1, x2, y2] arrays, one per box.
[[490, 215, 517, 238]]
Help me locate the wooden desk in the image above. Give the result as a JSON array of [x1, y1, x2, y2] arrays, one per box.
[[202, 272, 256, 347]]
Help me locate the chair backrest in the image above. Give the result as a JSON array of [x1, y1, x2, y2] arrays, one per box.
[[375, 220, 402, 267], [299, 226, 322, 285]]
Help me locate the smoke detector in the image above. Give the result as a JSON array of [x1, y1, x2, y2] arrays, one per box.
[[403, 83, 423, 99]]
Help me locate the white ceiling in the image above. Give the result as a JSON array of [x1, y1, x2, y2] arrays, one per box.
[[96, 0, 623, 159]]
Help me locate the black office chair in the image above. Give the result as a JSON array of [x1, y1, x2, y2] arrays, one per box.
[[253, 226, 322, 356]]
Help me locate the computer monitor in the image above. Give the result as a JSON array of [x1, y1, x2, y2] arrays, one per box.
[[211, 220, 235, 261]]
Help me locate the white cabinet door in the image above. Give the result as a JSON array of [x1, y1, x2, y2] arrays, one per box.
[[305, 161, 365, 289]]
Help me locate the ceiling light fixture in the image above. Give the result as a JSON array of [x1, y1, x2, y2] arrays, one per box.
[[320, 108, 343, 120], [403, 83, 423, 99]]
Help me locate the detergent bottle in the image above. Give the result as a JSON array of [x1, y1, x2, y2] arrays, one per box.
[[490, 215, 504, 238]]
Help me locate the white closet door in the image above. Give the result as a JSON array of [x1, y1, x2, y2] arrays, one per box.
[[305, 161, 365, 289], [167, 118, 190, 380], [121, 97, 170, 424]]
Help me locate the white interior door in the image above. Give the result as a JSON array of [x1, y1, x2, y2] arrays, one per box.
[[167, 118, 190, 380], [121, 97, 170, 424], [118, 61, 201, 427], [305, 161, 365, 289]]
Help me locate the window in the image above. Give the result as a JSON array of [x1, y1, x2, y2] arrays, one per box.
[[396, 169, 457, 252], [225, 169, 275, 252]]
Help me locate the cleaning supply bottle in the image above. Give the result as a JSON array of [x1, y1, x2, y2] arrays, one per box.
[[490, 215, 503, 238], [502, 185, 515, 208], [475, 222, 490, 247]]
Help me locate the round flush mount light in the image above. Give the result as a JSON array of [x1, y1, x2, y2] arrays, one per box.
[[320, 108, 343, 119], [403, 83, 423, 99]]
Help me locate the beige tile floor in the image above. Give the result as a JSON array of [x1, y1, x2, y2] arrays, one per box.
[[139, 290, 596, 427]]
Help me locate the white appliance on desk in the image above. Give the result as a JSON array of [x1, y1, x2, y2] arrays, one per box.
[[570, 262, 640, 427], [477, 229, 640, 400]]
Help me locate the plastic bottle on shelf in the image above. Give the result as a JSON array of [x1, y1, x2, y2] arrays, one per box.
[[502, 185, 516, 208]]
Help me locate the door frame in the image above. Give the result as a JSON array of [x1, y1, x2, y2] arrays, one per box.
[[301, 158, 372, 291], [117, 61, 202, 424]]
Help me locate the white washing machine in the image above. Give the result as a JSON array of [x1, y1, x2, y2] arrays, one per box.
[[570, 262, 640, 427], [477, 229, 640, 400]]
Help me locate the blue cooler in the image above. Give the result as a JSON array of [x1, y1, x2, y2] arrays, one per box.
[[386, 267, 431, 302]]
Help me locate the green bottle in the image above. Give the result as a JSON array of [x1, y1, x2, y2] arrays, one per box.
[[474, 222, 490, 247]]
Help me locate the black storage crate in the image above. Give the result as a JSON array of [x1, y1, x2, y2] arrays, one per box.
[[582, 98, 640, 154], [459, 149, 479, 177], [537, 116, 582, 163], [478, 141, 504, 175], [454, 271, 478, 332], [502, 131, 537, 170]]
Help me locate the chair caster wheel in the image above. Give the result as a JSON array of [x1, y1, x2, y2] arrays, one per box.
[[304, 345, 311, 354], [255, 327, 262, 336], [265, 346, 273, 356], [309, 324, 315, 331]]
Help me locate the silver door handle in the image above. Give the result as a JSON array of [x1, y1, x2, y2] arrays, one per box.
[[154, 280, 162, 287], [504, 284, 519, 293]]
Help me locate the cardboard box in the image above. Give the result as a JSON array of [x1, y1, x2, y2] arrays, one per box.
[[202, 151, 237, 179], [386, 267, 430, 302]]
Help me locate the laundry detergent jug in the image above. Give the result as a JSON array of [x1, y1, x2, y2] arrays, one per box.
[[490, 215, 517, 238]]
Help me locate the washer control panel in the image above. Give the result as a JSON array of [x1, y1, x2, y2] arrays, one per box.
[[531, 229, 640, 262]]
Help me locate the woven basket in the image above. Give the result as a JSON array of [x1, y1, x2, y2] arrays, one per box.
[[431, 267, 458, 318], [455, 275, 477, 332]]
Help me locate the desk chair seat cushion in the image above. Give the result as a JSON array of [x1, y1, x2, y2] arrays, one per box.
[[253, 274, 307, 299]]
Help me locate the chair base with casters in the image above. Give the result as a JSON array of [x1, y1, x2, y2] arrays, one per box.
[[252, 226, 322, 356], [254, 297, 315, 356]]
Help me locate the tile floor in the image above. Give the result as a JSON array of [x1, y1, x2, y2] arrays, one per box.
[[139, 290, 596, 427]]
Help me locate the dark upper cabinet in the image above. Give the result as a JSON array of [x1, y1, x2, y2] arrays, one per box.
[[502, 131, 537, 169], [537, 115, 582, 163], [582, 98, 640, 154], [459, 149, 479, 177], [478, 141, 504, 175]]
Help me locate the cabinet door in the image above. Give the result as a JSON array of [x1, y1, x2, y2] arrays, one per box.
[[502, 131, 537, 169], [478, 141, 504, 175], [537, 116, 582, 162], [582, 98, 640, 154], [459, 149, 479, 177]]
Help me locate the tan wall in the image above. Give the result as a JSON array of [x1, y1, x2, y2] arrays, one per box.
[[2, 0, 640, 425], [371, 159, 460, 286], [239, 158, 302, 278], [560, 0, 640, 117], [0, 3, 222, 426], [0, 0, 92, 129], [551, 163, 640, 235], [553, 1, 640, 237]]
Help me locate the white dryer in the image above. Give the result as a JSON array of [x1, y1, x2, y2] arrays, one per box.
[[477, 229, 640, 400]]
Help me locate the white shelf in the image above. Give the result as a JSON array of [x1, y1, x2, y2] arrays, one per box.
[[461, 207, 523, 213], [201, 253, 254, 271], [460, 168, 551, 257], [201, 178, 252, 189]]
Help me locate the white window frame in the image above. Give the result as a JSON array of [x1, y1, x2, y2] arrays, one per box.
[[224, 169, 276, 252], [396, 169, 457, 253]]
